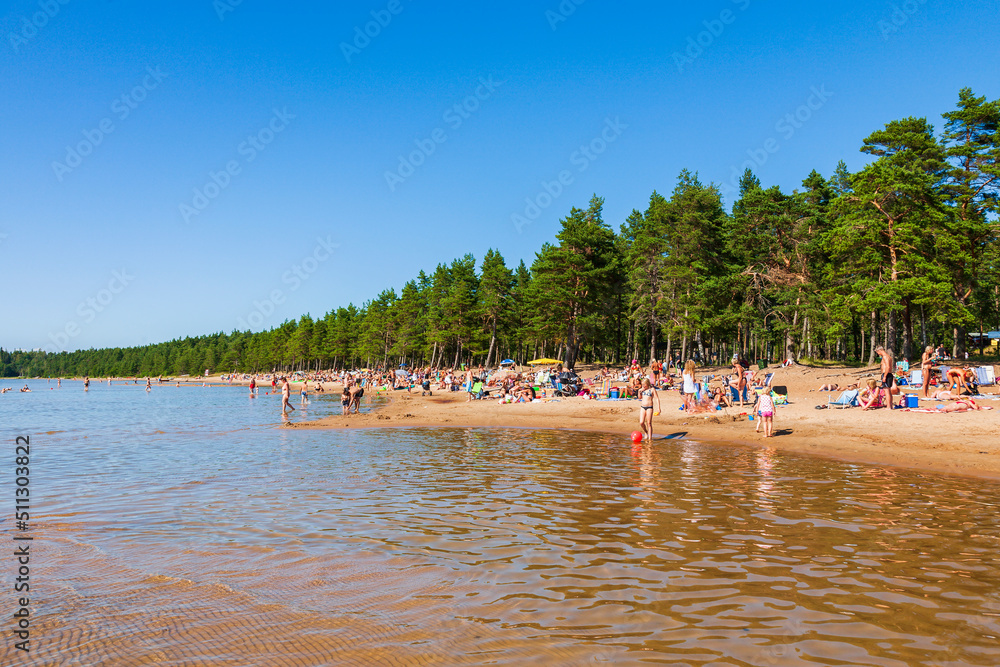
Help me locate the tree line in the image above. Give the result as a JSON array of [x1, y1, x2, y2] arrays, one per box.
[[6, 88, 999, 378]]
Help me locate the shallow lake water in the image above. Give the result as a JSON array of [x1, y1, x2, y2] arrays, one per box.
[[1, 379, 999, 665]]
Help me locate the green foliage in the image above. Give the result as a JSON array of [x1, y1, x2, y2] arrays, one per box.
[[6, 89, 1000, 375]]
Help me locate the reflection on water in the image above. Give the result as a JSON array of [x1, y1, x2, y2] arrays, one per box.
[[2, 383, 1000, 665]]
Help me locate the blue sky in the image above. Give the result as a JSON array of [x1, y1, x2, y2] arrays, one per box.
[[3, 0, 999, 352]]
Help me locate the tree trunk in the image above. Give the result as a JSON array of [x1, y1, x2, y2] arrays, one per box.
[[625, 321, 634, 364], [868, 311, 878, 365], [648, 321, 657, 365], [903, 299, 913, 361], [485, 321, 497, 368], [920, 305, 928, 349], [887, 310, 898, 359], [799, 314, 808, 361]]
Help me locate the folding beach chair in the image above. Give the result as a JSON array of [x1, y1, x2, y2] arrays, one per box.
[[828, 389, 859, 408], [975, 366, 995, 386], [909, 369, 923, 387], [896, 360, 910, 373]]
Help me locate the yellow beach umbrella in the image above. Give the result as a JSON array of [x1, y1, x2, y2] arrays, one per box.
[[528, 358, 561, 365]]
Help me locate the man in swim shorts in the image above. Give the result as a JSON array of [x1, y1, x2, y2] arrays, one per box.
[[875, 346, 896, 410]]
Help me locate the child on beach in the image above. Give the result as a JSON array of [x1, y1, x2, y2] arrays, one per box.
[[754, 389, 775, 437], [682, 360, 697, 412], [341, 386, 350, 415]]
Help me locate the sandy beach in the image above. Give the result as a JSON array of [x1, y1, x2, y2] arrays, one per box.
[[262, 363, 1000, 481]]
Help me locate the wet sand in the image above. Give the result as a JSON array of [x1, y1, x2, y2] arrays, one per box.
[[281, 364, 1000, 481]]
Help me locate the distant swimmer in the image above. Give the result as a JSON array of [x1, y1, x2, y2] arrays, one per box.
[[249, 376, 257, 397], [146, 377, 151, 392], [20, 384, 30, 392], [84, 377, 90, 391]]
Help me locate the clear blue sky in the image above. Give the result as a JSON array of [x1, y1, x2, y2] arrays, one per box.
[[3, 1, 999, 352]]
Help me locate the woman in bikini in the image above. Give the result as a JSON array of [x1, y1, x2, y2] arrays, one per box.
[[637, 378, 661, 442], [920, 346, 935, 398], [732, 357, 747, 406]]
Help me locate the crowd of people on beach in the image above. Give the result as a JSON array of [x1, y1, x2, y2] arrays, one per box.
[[8, 346, 995, 428], [812, 343, 994, 413]]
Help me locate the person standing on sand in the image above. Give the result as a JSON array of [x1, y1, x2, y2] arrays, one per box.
[[349, 383, 365, 413], [875, 346, 896, 410], [281, 377, 295, 414], [650, 358, 662, 388], [465, 368, 474, 402], [682, 360, 697, 412], [755, 389, 775, 437], [920, 346, 935, 398], [731, 357, 746, 406], [638, 378, 661, 442]]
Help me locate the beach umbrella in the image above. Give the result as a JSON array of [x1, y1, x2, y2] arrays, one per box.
[[500, 359, 515, 365], [528, 358, 561, 365], [399, 363, 408, 368]]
